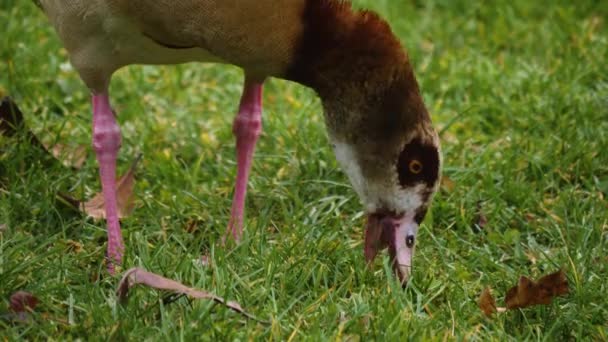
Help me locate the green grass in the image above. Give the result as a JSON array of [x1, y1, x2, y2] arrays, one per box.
[[1, 0, 607, 339]]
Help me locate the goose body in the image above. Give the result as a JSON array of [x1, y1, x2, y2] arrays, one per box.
[[40, 0, 305, 89], [37, 0, 441, 283]]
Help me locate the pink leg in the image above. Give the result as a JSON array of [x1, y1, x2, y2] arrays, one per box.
[[92, 93, 123, 273], [224, 78, 264, 242]]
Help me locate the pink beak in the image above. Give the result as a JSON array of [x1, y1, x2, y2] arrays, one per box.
[[364, 212, 418, 285]]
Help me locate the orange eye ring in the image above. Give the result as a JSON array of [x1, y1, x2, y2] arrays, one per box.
[[409, 159, 423, 174]]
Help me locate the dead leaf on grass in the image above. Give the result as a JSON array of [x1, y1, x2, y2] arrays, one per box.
[[82, 154, 141, 220], [479, 287, 507, 316], [117, 267, 267, 323], [479, 287, 497, 316], [505, 269, 569, 309], [3, 291, 39, 322], [479, 269, 569, 317], [10, 291, 39, 313]]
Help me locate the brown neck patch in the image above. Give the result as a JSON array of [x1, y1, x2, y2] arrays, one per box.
[[285, 0, 431, 149], [285, 0, 407, 95]]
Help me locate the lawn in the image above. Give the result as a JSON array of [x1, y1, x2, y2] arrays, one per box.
[[1, 0, 607, 340]]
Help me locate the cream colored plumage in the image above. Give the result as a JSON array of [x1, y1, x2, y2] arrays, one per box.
[[40, 0, 304, 90]]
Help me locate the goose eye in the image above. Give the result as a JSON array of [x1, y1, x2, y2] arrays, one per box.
[[406, 235, 415, 248], [397, 139, 440, 188], [409, 160, 423, 174]]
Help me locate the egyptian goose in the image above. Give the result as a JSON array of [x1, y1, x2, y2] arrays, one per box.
[[35, 0, 441, 283]]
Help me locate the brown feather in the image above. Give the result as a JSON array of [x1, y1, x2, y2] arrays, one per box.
[[286, 0, 435, 177]]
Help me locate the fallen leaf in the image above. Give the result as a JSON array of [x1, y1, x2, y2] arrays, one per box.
[[9, 291, 39, 313], [3, 292, 72, 325], [117, 267, 267, 323], [479, 287, 497, 316], [82, 154, 141, 220], [505, 269, 569, 309], [0, 223, 6, 232], [6, 291, 39, 322], [479, 269, 568, 317]]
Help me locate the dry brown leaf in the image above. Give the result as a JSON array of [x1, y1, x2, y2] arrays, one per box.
[[479, 287, 497, 316], [479, 269, 568, 317], [4, 291, 72, 325], [0, 292, 32, 323], [9, 291, 39, 313], [505, 269, 569, 309], [82, 155, 141, 220], [6, 291, 39, 321], [117, 267, 267, 323]]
